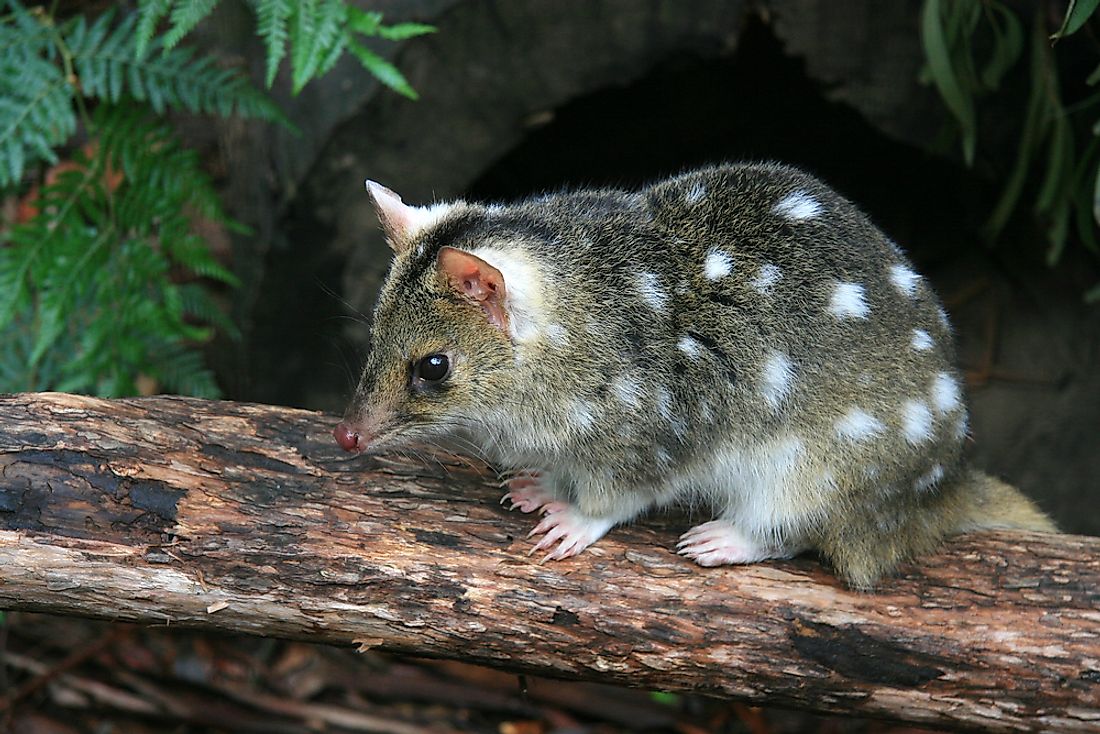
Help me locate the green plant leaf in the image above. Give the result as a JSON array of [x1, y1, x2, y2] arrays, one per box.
[[255, 0, 292, 87], [376, 22, 436, 41], [980, 3, 1023, 90], [347, 40, 417, 99], [985, 17, 1052, 241], [290, 0, 346, 94], [135, 0, 172, 58], [2, 103, 237, 397], [346, 7, 381, 35], [163, 0, 220, 51], [1036, 114, 1072, 214], [1051, 0, 1100, 40], [65, 10, 290, 126], [1093, 158, 1100, 230], [921, 0, 977, 165]]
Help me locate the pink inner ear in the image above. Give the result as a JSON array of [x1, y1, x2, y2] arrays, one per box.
[[438, 247, 509, 330]]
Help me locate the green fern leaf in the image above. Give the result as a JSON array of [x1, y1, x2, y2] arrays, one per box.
[[2, 103, 237, 397], [0, 23, 74, 185], [347, 40, 417, 99], [376, 22, 435, 41], [292, 0, 347, 93], [255, 0, 293, 87], [64, 10, 290, 126], [135, 0, 173, 58], [346, 8, 382, 36], [163, 0, 220, 51]]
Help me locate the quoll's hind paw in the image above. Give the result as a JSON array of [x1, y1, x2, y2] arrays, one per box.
[[526, 507, 615, 563], [500, 471, 557, 513], [677, 520, 784, 567]]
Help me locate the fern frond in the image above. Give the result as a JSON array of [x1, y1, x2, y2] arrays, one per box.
[[135, 0, 172, 58], [375, 22, 436, 41], [255, 0, 292, 87], [347, 40, 418, 99], [163, 0, 220, 51], [1, 103, 237, 397], [65, 9, 289, 124], [0, 7, 75, 186]]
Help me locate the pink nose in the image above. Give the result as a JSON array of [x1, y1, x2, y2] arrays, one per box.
[[333, 422, 362, 452]]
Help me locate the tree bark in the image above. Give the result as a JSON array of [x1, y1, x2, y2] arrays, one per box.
[[0, 392, 1097, 732]]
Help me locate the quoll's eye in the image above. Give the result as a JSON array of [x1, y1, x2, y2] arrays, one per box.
[[414, 353, 451, 383]]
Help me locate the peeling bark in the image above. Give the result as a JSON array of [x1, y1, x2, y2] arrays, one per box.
[[1, 392, 1097, 732]]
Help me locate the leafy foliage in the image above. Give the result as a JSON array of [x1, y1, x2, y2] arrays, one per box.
[[0, 1, 287, 188], [0, 105, 238, 397], [920, 0, 1100, 301], [1, 0, 433, 398], [134, 0, 436, 94]]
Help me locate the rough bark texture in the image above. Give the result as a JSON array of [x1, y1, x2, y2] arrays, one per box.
[[1, 392, 1097, 732]]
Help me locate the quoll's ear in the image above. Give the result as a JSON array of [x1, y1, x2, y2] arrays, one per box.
[[365, 180, 419, 254], [437, 246, 508, 331]]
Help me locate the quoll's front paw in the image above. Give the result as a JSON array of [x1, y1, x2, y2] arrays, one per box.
[[500, 471, 557, 513], [527, 505, 615, 563]]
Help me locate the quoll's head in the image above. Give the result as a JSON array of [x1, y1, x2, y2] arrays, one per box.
[[333, 181, 520, 455]]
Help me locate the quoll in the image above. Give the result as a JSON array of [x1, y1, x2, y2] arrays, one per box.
[[333, 163, 1055, 588]]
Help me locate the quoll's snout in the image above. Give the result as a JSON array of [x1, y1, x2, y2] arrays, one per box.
[[333, 422, 364, 453]]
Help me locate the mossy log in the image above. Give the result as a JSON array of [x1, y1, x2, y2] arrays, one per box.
[[1, 392, 1097, 732]]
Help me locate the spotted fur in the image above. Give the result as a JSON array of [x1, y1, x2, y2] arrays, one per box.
[[341, 162, 1056, 589]]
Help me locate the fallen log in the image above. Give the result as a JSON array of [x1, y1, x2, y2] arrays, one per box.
[[0, 392, 1097, 732]]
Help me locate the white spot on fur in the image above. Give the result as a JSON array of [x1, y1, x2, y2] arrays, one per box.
[[656, 446, 673, 465], [636, 271, 669, 313], [703, 248, 733, 280], [545, 323, 568, 346], [761, 351, 795, 410], [678, 335, 703, 360], [829, 282, 870, 319], [569, 399, 597, 433], [914, 464, 944, 493], [902, 400, 934, 446], [611, 374, 644, 409], [938, 305, 951, 329], [912, 329, 934, 351], [932, 372, 962, 414], [835, 408, 885, 442], [469, 246, 545, 344], [889, 264, 921, 298], [753, 264, 781, 294], [954, 412, 970, 441], [685, 182, 706, 204], [774, 191, 822, 220], [656, 386, 673, 420]]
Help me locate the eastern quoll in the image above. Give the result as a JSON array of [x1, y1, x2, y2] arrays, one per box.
[[333, 162, 1056, 588]]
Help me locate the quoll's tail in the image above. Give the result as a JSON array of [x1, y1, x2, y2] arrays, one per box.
[[821, 467, 1057, 589], [953, 469, 1058, 534]]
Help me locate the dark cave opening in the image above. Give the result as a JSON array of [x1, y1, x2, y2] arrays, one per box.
[[466, 16, 988, 263]]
